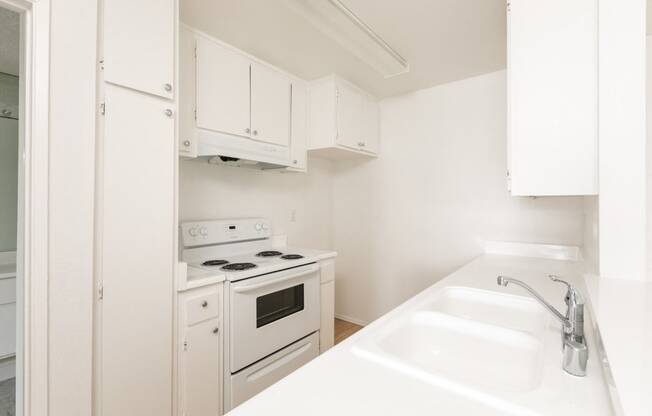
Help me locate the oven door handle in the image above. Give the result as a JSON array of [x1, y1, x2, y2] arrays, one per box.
[[232, 264, 320, 293]]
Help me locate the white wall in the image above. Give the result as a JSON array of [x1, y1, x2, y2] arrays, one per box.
[[332, 71, 585, 324], [648, 35, 652, 279], [179, 158, 333, 250], [583, 196, 599, 274]]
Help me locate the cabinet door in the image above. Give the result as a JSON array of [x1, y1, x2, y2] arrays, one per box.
[[196, 37, 251, 138], [183, 319, 221, 416], [336, 83, 364, 150], [363, 97, 380, 154], [508, 0, 597, 195], [289, 82, 308, 170], [101, 85, 175, 416], [179, 26, 197, 157], [250, 63, 291, 146], [104, 0, 175, 99]]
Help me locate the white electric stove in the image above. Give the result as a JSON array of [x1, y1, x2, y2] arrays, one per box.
[[180, 218, 324, 411]]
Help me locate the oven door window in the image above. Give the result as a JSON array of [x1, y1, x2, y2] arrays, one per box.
[[256, 284, 305, 328]]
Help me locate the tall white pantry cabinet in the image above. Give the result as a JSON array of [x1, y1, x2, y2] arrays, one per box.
[[97, 1, 178, 415]]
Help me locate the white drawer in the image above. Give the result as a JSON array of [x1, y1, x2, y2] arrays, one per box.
[[229, 331, 319, 408], [185, 291, 219, 326]]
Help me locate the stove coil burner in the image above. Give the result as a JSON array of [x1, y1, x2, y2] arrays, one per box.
[[221, 262, 257, 271], [256, 251, 283, 257], [202, 259, 229, 266], [281, 254, 304, 260]]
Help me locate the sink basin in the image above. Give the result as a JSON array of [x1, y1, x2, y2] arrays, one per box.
[[423, 286, 548, 334], [374, 311, 544, 393]]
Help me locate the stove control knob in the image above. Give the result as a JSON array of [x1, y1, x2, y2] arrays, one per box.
[[261, 223, 269, 231], [199, 227, 208, 237], [255, 223, 263, 231], [188, 227, 198, 237]]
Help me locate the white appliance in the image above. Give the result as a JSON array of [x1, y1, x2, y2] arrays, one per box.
[[197, 129, 291, 170], [180, 218, 321, 410]]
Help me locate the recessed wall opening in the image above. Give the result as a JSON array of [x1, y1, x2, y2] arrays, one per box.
[[0, 5, 20, 416]]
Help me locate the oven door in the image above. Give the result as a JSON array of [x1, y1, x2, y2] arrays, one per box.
[[230, 263, 321, 372]]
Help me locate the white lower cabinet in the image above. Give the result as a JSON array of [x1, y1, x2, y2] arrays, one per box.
[[319, 260, 335, 353], [178, 284, 223, 416]]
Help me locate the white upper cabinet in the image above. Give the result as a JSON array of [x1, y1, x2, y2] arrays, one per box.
[[179, 25, 197, 157], [103, 0, 175, 99], [507, 0, 598, 196], [196, 36, 251, 138], [336, 82, 364, 150], [251, 63, 291, 146], [289, 82, 308, 171], [180, 27, 308, 170], [308, 75, 379, 158]]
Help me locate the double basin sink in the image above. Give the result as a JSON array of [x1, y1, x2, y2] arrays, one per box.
[[351, 286, 552, 411]]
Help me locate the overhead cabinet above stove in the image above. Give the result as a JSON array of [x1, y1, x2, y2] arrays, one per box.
[[180, 26, 307, 171]]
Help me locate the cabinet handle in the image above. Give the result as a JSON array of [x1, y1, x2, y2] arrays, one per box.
[[183, 140, 191, 147], [201, 300, 208, 308], [164, 83, 173, 92], [357, 141, 365, 147], [253, 130, 258, 136], [212, 327, 219, 334], [245, 128, 251, 134], [165, 109, 173, 117]]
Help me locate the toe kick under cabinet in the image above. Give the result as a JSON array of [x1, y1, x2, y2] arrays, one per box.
[[177, 283, 223, 416]]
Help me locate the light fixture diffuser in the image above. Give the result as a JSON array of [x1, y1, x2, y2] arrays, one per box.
[[285, 0, 410, 78]]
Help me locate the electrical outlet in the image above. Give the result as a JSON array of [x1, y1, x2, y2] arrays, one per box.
[[290, 209, 297, 222]]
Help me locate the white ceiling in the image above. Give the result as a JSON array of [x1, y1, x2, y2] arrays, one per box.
[[0, 7, 19, 76], [181, 0, 507, 98]]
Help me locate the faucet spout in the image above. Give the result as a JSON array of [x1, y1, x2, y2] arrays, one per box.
[[496, 274, 588, 377], [496, 275, 572, 332]]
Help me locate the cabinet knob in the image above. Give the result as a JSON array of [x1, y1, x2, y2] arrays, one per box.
[[293, 160, 298, 165], [212, 327, 219, 334], [201, 300, 208, 308], [183, 140, 191, 147], [253, 130, 258, 136], [164, 83, 173, 92], [165, 109, 173, 117], [245, 128, 251, 134]]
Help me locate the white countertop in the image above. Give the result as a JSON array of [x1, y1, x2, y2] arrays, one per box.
[[228, 253, 615, 416], [583, 272, 652, 416]]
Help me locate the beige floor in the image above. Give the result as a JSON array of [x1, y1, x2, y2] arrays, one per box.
[[334, 318, 363, 345]]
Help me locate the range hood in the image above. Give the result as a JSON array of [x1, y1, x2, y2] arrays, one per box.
[[196, 129, 291, 170]]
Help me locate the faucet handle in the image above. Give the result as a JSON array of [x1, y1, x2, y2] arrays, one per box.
[[549, 275, 584, 306], [548, 274, 571, 288]]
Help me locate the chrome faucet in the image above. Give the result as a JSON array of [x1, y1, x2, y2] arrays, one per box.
[[496, 274, 588, 377]]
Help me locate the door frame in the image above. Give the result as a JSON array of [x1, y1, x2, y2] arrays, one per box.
[[0, 0, 50, 415]]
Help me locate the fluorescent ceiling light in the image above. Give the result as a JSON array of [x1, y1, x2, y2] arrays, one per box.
[[285, 0, 410, 78]]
